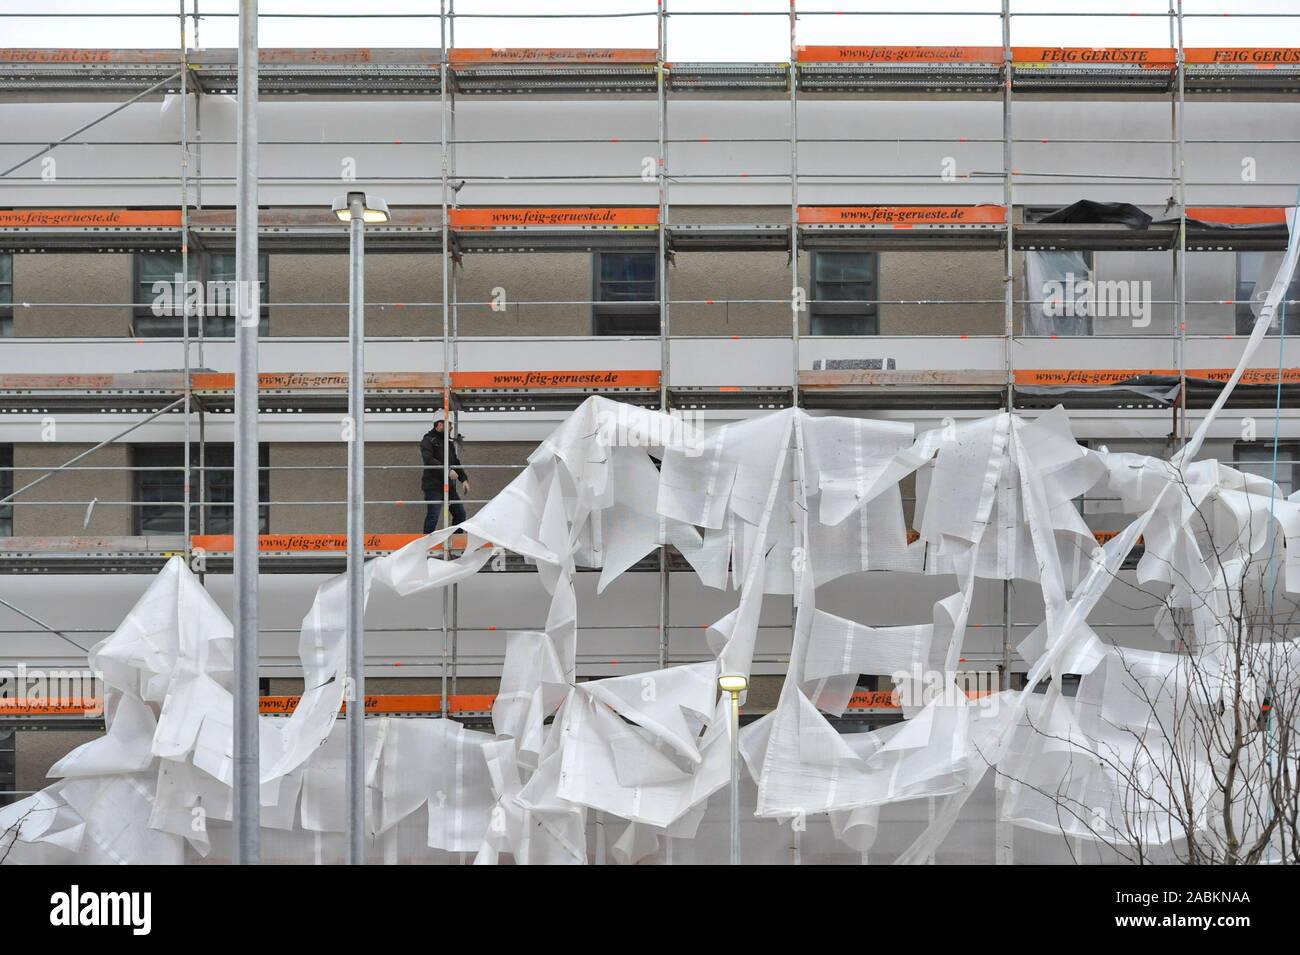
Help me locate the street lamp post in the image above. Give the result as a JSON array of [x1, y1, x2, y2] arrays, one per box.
[[232, 0, 260, 867], [718, 672, 748, 865], [332, 190, 389, 866]]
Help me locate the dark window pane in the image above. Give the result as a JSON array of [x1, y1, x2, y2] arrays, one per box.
[[134, 252, 268, 338], [594, 252, 658, 336], [594, 309, 660, 336], [0, 445, 11, 536], [815, 254, 873, 284], [599, 254, 655, 285], [811, 251, 877, 336], [598, 282, 657, 303], [811, 313, 878, 336], [134, 444, 269, 534], [818, 281, 873, 302], [0, 253, 13, 338]]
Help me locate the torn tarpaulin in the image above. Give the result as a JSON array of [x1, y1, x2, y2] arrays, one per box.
[[3, 211, 1299, 865]]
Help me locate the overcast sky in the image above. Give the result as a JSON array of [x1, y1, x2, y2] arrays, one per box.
[[3, 1, 1299, 60]]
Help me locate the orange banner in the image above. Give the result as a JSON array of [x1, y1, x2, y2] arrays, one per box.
[[0, 695, 497, 717], [843, 689, 991, 709], [797, 45, 1002, 64], [191, 534, 439, 553], [0, 209, 183, 228], [1185, 48, 1300, 65], [190, 371, 445, 391], [0, 49, 179, 63], [1013, 47, 1176, 66], [263, 694, 497, 716], [1187, 207, 1286, 226], [449, 48, 656, 65], [846, 690, 900, 709], [189, 370, 658, 391], [451, 207, 659, 230], [799, 205, 1006, 226], [1094, 531, 1146, 547], [0, 698, 102, 716], [451, 370, 660, 389], [1016, 368, 1300, 386]]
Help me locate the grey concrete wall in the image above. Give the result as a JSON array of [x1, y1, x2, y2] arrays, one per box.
[[268, 442, 346, 533], [268, 439, 532, 534], [11, 444, 132, 536], [455, 252, 593, 336], [269, 252, 442, 339], [878, 248, 1008, 335], [15, 729, 100, 797], [273, 251, 595, 339], [12, 253, 132, 338]]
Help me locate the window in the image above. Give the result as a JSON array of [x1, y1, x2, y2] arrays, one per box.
[[134, 444, 269, 535], [810, 251, 878, 336], [0, 445, 11, 537], [0, 254, 12, 337], [593, 251, 659, 336], [1236, 252, 1300, 335], [0, 728, 14, 808], [1236, 442, 1298, 498], [133, 252, 269, 338], [1025, 250, 1095, 336]]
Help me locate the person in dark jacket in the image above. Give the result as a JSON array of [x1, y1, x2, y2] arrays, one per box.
[[420, 414, 469, 533]]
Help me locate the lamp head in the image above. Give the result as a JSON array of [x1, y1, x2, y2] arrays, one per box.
[[718, 673, 748, 695], [332, 191, 390, 223]]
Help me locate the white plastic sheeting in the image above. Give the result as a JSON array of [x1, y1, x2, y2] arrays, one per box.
[[3, 214, 1299, 865]]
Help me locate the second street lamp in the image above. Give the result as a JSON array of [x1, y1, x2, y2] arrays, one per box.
[[334, 190, 389, 865], [718, 671, 748, 865]]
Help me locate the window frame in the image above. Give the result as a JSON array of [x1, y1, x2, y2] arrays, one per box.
[[0, 253, 12, 337], [133, 443, 270, 535], [1235, 252, 1300, 335], [1024, 249, 1096, 337], [591, 250, 660, 337], [1234, 441, 1300, 499], [132, 251, 269, 338], [809, 249, 880, 337], [0, 444, 12, 537]]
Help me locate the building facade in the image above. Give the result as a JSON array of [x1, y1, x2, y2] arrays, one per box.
[[1, 41, 1298, 851]]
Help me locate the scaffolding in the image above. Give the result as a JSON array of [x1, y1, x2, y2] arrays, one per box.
[[0, 2, 1299, 861]]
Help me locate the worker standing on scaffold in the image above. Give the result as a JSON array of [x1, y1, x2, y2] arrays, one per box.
[[420, 411, 469, 533]]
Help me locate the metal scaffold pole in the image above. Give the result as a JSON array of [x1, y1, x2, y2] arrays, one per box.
[[439, 0, 453, 719], [449, 0, 461, 706], [1175, 0, 1188, 450], [996, 0, 1015, 869], [233, 0, 261, 865], [658, 0, 670, 671], [789, 0, 800, 404], [180, 0, 192, 558], [345, 193, 367, 866]]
